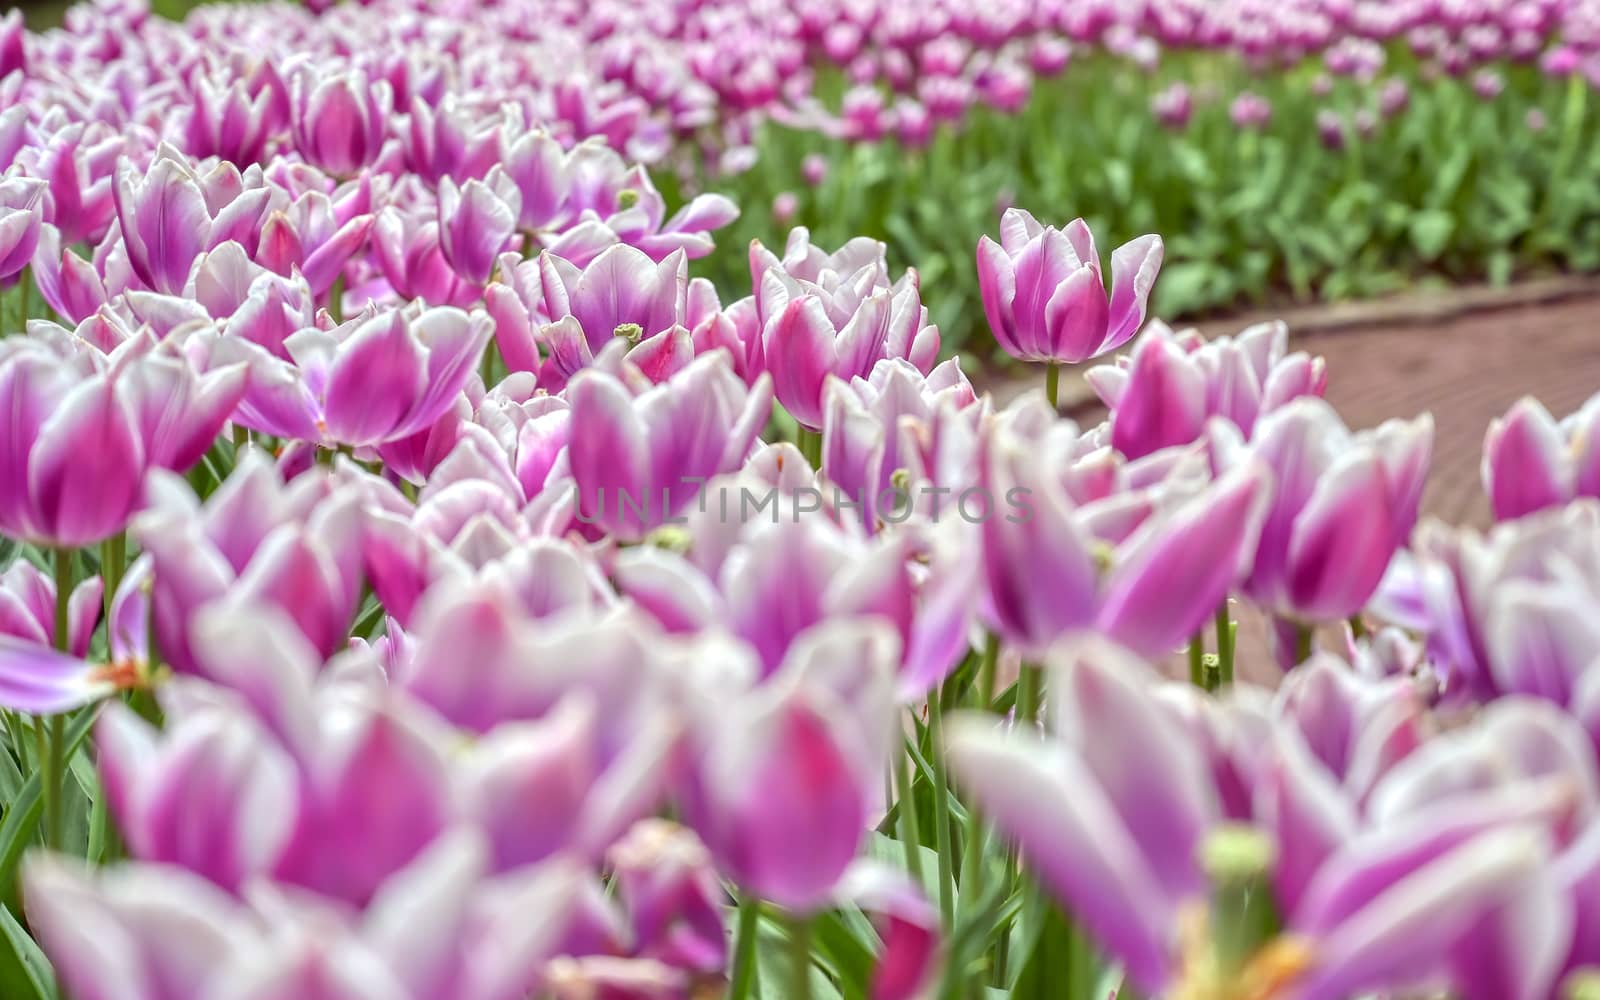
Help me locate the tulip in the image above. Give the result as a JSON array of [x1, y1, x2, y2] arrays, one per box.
[[540, 244, 687, 355], [1151, 82, 1193, 129], [112, 146, 274, 295], [210, 305, 492, 449], [289, 66, 390, 176], [566, 351, 771, 540], [1414, 501, 1600, 707], [405, 96, 500, 185], [131, 454, 367, 675], [499, 123, 575, 233], [748, 232, 939, 430], [615, 477, 974, 692], [1087, 321, 1327, 460], [183, 74, 278, 166], [977, 403, 1269, 658], [608, 820, 728, 973], [682, 620, 899, 912], [1230, 91, 1273, 129], [22, 121, 120, 246], [255, 174, 375, 298], [821, 356, 982, 531], [458, 690, 678, 872], [1224, 397, 1431, 634], [0, 174, 45, 282], [1482, 394, 1600, 521], [394, 575, 663, 737], [30, 224, 111, 324], [947, 639, 1569, 998], [25, 833, 589, 1000], [438, 168, 521, 285], [0, 339, 177, 547], [373, 203, 481, 307], [0, 560, 100, 656], [976, 209, 1162, 366], [96, 691, 301, 891]]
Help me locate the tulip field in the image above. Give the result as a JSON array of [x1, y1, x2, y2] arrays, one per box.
[[3, 0, 1600, 998]]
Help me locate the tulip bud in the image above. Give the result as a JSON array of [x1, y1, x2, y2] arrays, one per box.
[[1199, 824, 1281, 974], [1567, 969, 1600, 1000], [289, 67, 390, 177]]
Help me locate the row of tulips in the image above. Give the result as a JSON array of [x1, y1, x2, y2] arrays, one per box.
[[10, 0, 1600, 352]]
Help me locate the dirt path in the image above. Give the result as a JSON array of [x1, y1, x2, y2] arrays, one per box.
[[1271, 295, 1600, 528]]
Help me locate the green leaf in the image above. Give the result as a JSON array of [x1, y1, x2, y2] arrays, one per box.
[[1011, 886, 1103, 1000], [1488, 250, 1515, 287], [1408, 210, 1456, 261], [812, 908, 878, 999], [1150, 261, 1216, 316], [0, 708, 100, 910], [867, 833, 943, 904], [0, 904, 54, 1000]]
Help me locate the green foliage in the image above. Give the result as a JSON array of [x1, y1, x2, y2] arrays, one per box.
[[693, 49, 1600, 359]]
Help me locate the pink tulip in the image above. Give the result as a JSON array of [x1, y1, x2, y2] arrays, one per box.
[[1088, 321, 1328, 459], [682, 620, 899, 912], [112, 147, 274, 295], [131, 454, 369, 676], [1482, 393, 1600, 521], [977, 208, 1162, 365], [288, 66, 391, 177], [566, 351, 771, 540], [438, 168, 521, 286], [1231, 397, 1432, 630], [211, 305, 492, 448], [0, 174, 45, 282], [748, 230, 939, 430]]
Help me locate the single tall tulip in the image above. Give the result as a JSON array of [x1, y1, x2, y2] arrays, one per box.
[[976, 208, 1162, 365]]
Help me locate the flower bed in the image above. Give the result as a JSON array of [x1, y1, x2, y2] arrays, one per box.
[[0, 2, 1597, 999]]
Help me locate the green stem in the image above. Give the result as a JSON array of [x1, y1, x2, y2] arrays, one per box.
[[1044, 362, 1061, 410], [101, 533, 126, 629], [894, 737, 927, 889], [1214, 605, 1235, 687], [927, 693, 956, 926], [17, 265, 30, 329], [786, 912, 813, 1000], [46, 548, 71, 850], [480, 341, 496, 389], [728, 894, 761, 1000], [326, 273, 345, 324], [797, 427, 823, 470], [53, 550, 70, 654], [233, 422, 249, 456], [1017, 664, 1042, 725], [973, 632, 1000, 710], [1295, 624, 1314, 665], [1347, 614, 1367, 641], [1188, 632, 1205, 688]]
